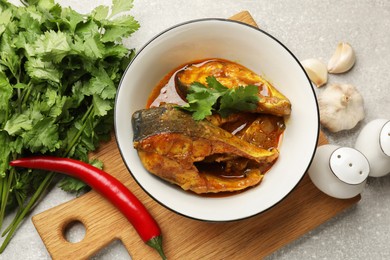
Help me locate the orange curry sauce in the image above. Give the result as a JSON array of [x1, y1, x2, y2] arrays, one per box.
[[146, 58, 286, 192]]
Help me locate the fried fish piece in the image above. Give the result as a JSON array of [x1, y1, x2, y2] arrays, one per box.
[[132, 105, 279, 193], [175, 59, 291, 116]]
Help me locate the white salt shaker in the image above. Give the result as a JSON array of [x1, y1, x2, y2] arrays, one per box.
[[355, 119, 390, 177], [308, 144, 370, 199]]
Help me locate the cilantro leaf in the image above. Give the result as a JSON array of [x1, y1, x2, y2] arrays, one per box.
[[14, 31, 40, 52], [82, 64, 116, 99], [0, 72, 12, 111], [60, 7, 85, 33], [58, 176, 88, 194], [0, 32, 20, 78], [35, 0, 56, 10], [178, 76, 260, 120], [0, 8, 12, 27], [219, 85, 260, 117], [101, 15, 140, 42], [25, 57, 62, 83], [92, 5, 109, 21], [82, 36, 105, 59], [93, 95, 112, 116], [0, 131, 11, 176], [4, 113, 33, 136], [74, 19, 100, 39], [21, 118, 61, 153], [29, 30, 72, 63], [206, 76, 228, 92], [110, 0, 134, 18], [180, 81, 225, 120], [19, 11, 41, 32]]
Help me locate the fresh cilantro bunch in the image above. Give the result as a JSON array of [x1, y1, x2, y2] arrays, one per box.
[[180, 76, 260, 120], [0, 0, 139, 252]]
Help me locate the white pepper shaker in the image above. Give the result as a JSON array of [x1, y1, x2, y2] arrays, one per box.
[[308, 144, 370, 199], [355, 119, 390, 177]]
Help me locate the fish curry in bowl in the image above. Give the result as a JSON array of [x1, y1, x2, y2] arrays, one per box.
[[131, 59, 291, 194]]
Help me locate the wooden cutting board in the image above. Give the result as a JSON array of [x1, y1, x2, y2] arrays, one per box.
[[32, 11, 360, 260]]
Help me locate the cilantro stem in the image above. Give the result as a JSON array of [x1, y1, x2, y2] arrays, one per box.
[[21, 83, 33, 106], [3, 106, 9, 129], [0, 172, 55, 253], [17, 89, 22, 113], [0, 179, 5, 229], [65, 104, 94, 156], [2, 190, 27, 237], [1, 204, 22, 237], [0, 161, 14, 230], [14, 191, 24, 209]]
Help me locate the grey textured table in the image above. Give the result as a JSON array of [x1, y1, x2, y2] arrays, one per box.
[[1, 0, 389, 259]]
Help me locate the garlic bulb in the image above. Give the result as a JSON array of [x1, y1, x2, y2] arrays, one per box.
[[328, 42, 356, 74], [301, 59, 328, 87], [318, 83, 365, 132]]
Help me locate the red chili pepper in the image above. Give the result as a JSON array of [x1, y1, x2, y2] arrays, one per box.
[[10, 156, 167, 260]]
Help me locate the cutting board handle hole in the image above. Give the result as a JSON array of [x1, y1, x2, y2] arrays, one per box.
[[63, 220, 86, 243]]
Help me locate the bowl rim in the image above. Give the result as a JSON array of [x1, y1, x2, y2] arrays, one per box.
[[114, 18, 320, 222]]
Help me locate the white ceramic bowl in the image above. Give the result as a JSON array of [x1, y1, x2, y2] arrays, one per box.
[[115, 19, 319, 222]]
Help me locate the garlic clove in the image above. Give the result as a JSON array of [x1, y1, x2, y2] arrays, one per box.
[[328, 42, 356, 74], [318, 83, 365, 132], [301, 58, 328, 87]]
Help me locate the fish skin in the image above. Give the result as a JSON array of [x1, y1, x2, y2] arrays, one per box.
[[132, 105, 278, 163], [132, 105, 279, 193]]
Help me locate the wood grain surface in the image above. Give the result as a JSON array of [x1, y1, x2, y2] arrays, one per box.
[[32, 11, 360, 260]]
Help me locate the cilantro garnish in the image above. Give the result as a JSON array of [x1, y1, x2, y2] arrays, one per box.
[[0, 0, 139, 252], [179, 76, 260, 120]]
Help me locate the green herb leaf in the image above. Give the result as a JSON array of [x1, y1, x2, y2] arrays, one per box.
[[0, 131, 11, 176], [92, 5, 109, 21], [219, 85, 260, 117], [0, 73, 12, 111], [179, 76, 259, 120], [60, 7, 84, 33], [21, 117, 61, 153], [206, 75, 228, 92], [58, 176, 88, 194], [101, 15, 140, 42], [180, 81, 225, 120], [4, 113, 33, 136], [30, 30, 72, 63], [110, 0, 134, 18], [25, 57, 62, 83], [74, 19, 99, 40], [82, 65, 116, 99], [93, 95, 112, 116]]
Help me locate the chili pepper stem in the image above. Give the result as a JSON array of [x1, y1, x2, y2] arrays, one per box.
[[146, 235, 167, 260]]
